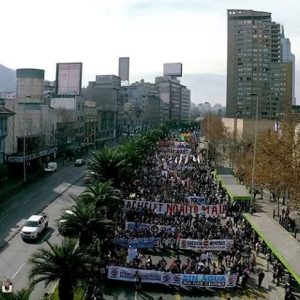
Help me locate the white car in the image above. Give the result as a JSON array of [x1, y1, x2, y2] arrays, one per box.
[[21, 214, 48, 240], [74, 159, 85, 166], [44, 162, 58, 173]]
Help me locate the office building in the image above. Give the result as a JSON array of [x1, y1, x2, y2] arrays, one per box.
[[155, 76, 190, 121], [82, 75, 120, 146], [120, 80, 161, 134], [226, 9, 295, 119]]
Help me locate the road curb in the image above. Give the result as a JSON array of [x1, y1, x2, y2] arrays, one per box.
[[0, 240, 8, 250]]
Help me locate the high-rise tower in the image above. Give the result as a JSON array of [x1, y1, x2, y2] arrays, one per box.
[[226, 9, 295, 119]]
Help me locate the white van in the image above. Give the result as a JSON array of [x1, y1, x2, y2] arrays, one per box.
[[44, 162, 58, 173]]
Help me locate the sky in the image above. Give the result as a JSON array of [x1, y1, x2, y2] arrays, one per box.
[[0, 0, 299, 105]]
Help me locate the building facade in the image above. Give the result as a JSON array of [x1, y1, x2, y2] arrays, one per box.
[[155, 76, 190, 121], [0, 98, 14, 163], [82, 75, 120, 146], [226, 9, 295, 120], [120, 80, 161, 135], [5, 69, 57, 168]]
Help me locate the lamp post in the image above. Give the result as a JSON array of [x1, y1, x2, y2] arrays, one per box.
[[250, 94, 259, 209]]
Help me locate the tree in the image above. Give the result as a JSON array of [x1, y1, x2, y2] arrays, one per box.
[[58, 199, 114, 246], [87, 147, 130, 189], [82, 181, 122, 218], [233, 112, 300, 210], [29, 240, 93, 300], [202, 112, 227, 163]]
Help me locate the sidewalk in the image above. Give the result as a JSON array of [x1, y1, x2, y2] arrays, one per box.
[[253, 189, 300, 243], [239, 252, 286, 300]]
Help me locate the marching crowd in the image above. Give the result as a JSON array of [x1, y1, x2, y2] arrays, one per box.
[[106, 135, 297, 298]]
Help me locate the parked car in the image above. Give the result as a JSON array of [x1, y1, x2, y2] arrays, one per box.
[[74, 158, 85, 166], [21, 213, 48, 240], [44, 162, 58, 173]]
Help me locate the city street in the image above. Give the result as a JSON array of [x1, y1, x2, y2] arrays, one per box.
[[102, 283, 267, 300], [0, 163, 86, 299], [0, 163, 85, 243]]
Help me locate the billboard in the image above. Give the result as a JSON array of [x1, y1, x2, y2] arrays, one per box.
[[118, 57, 130, 81], [56, 62, 82, 95], [163, 63, 182, 77]]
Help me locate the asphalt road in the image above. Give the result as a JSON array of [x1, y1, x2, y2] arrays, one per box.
[[103, 284, 267, 300], [0, 164, 86, 298], [0, 163, 85, 243]]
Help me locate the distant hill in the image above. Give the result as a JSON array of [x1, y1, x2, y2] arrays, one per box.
[[0, 65, 15, 92]]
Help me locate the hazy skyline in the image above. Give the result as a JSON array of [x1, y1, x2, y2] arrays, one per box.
[[1, 0, 299, 105]]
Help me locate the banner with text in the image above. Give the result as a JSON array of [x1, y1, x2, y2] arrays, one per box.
[[125, 222, 175, 234], [107, 266, 237, 288], [113, 237, 160, 249], [123, 200, 227, 216], [179, 239, 234, 251]]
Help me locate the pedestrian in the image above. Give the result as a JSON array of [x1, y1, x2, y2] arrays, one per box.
[[266, 252, 271, 271], [285, 289, 296, 300], [134, 271, 142, 291], [255, 241, 261, 257], [258, 269, 265, 288], [250, 253, 256, 272], [241, 273, 249, 289]]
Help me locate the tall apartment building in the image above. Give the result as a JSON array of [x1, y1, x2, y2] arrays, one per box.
[[226, 9, 295, 120]]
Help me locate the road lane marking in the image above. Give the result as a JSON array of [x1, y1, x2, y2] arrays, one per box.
[[22, 198, 31, 204], [0, 214, 8, 221], [134, 290, 138, 300], [175, 292, 181, 300], [11, 262, 25, 279]]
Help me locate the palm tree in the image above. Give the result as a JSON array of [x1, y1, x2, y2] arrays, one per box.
[[58, 199, 114, 246], [87, 147, 131, 188], [29, 240, 93, 300], [0, 287, 32, 300], [82, 181, 122, 218]]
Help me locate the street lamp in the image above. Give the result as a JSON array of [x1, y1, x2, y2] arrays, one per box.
[[250, 93, 259, 209]]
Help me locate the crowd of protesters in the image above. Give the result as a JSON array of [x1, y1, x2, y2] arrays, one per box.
[[105, 134, 297, 298]]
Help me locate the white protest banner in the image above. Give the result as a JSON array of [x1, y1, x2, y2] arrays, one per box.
[[174, 273, 237, 288], [107, 266, 237, 288], [179, 239, 234, 251], [123, 200, 227, 216], [125, 222, 175, 234], [107, 266, 172, 284]]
